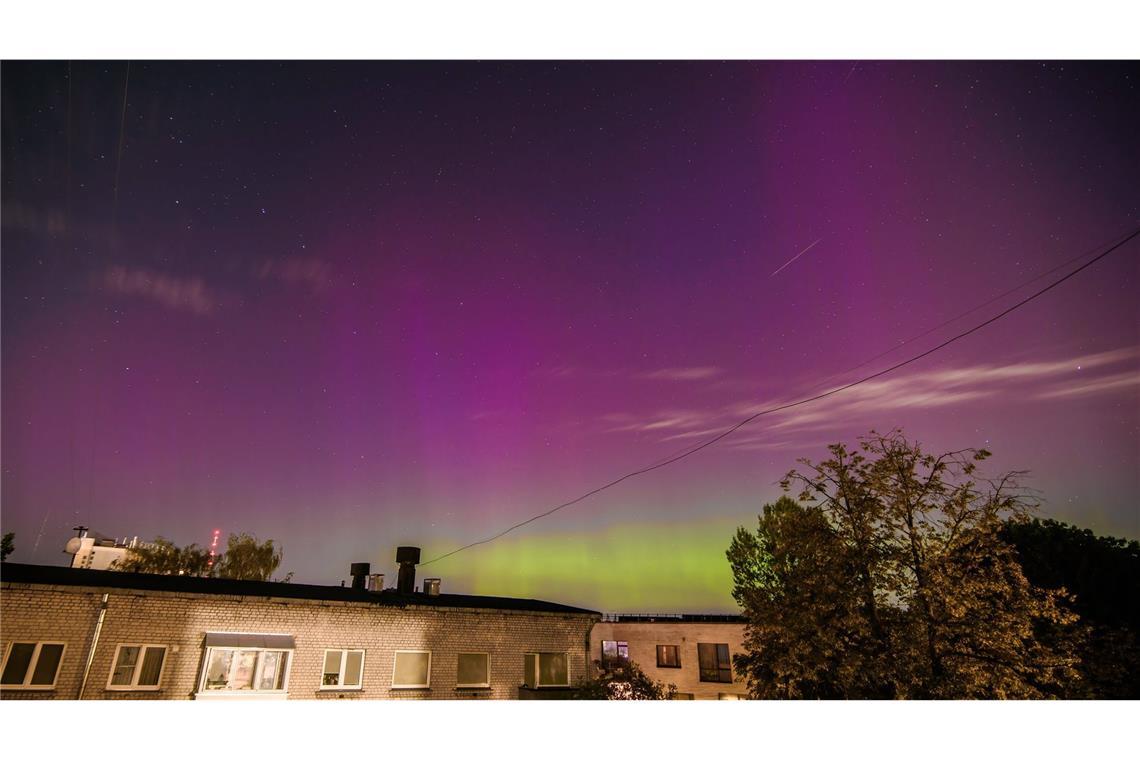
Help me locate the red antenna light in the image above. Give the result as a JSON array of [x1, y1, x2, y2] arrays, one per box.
[[207, 529, 221, 568]]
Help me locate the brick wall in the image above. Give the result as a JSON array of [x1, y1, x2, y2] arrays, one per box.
[[1, 582, 597, 700], [590, 620, 750, 699]]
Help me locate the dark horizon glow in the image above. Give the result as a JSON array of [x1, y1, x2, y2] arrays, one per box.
[[2, 61, 1137, 612]]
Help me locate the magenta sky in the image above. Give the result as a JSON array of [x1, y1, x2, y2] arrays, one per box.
[[2, 61, 1137, 611]]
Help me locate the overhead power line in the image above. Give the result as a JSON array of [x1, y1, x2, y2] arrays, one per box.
[[420, 225, 1140, 566]]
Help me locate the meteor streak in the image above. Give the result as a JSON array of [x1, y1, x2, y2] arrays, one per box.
[[770, 237, 823, 277]]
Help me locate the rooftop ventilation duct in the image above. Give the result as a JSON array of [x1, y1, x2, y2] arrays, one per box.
[[349, 562, 370, 591], [396, 546, 420, 594], [423, 578, 441, 596]]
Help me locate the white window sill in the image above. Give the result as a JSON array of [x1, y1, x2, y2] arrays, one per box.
[[194, 691, 290, 700]]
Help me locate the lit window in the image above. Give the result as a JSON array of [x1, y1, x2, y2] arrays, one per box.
[[656, 644, 681, 668], [456, 653, 490, 688], [321, 649, 365, 689], [392, 651, 431, 688], [523, 652, 569, 687], [697, 643, 732, 683], [672, 692, 695, 700], [601, 640, 629, 663], [107, 644, 167, 690], [199, 649, 290, 693], [1, 642, 65, 690]]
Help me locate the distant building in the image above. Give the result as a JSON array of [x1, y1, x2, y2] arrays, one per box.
[[1, 549, 598, 700], [591, 613, 750, 699], [63, 528, 152, 571]]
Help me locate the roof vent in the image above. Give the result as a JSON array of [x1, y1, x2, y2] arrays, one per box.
[[423, 578, 441, 596], [396, 546, 420, 594], [367, 573, 385, 592], [349, 562, 370, 591]]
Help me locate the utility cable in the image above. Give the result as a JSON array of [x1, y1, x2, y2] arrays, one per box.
[[420, 224, 1140, 566]]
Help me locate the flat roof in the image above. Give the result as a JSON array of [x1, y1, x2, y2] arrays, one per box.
[[600, 613, 745, 623], [0, 563, 599, 616]]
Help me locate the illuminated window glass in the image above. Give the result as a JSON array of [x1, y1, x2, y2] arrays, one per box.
[[108, 644, 167, 689], [321, 649, 365, 689], [392, 651, 431, 688]]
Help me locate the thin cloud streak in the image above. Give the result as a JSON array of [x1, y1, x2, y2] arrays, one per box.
[[603, 346, 1140, 442], [637, 366, 723, 381], [101, 266, 217, 316]]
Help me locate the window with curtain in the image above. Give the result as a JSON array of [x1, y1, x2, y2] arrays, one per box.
[[656, 644, 681, 668], [456, 653, 490, 687], [199, 648, 291, 692], [108, 644, 167, 689], [697, 643, 732, 683], [392, 651, 431, 688], [321, 649, 365, 689]]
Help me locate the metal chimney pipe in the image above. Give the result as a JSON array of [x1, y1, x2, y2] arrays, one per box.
[[395, 546, 420, 594], [349, 562, 370, 591]]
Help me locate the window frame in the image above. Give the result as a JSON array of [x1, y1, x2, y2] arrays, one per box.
[[391, 650, 432, 689], [600, 640, 629, 663], [697, 642, 733, 684], [195, 645, 293, 697], [524, 651, 570, 688], [656, 644, 682, 669], [319, 648, 366, 691], [455, 652, 491, 688], [0, 641, 66, 690], [105, 643, 169, 691]]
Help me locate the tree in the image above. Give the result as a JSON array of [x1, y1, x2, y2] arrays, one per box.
[[1001, 518, 1140, 698], [574, 657, 677, 700], [728, 430, 1080, 699], [214, 533, 282, 582], [1, 532, 14, 562], [112, 538, 214, 576]]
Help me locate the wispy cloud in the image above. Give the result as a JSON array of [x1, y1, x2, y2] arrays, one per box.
[[255, 256, 332, 293], [637, 366, 723, 381], [603, 346, 1140, 443], [1036, 370, 1140, 400], [101, 266, 217, 316]]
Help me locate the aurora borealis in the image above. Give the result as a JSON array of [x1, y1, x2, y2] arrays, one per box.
[[2, 61, 1137, 612]]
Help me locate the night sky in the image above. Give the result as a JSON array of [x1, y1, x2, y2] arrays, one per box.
[[2, 61, 1137, 612]]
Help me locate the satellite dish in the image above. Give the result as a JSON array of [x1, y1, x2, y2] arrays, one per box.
[[65, 537, 83, 555]]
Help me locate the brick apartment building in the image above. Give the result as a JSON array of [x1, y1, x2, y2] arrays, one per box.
[[590, 614, 749, 699], [0, 557, 598, 700]]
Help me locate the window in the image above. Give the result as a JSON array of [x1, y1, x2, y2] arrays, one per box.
[[456, 653, 490, 688], [107, 644, 167, 690], [196, 633, 294, 697], [321, 649, 365, 690], [523, 652, 569, 687], [392, 651, 431, 688], [199, 648, 291, 693], [601, 640, 628, 664], [697, 643, 732, 683], [1, 642, 65, 689], [672, 692, 695, 700], [656, 644, 681, 668]]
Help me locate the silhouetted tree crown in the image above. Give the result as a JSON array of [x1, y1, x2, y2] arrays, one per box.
[[1001, 518, 1140, 698], [728, 430, 1080, 699], [573, 657, 677, 700], [112, 532, 285, 582]]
